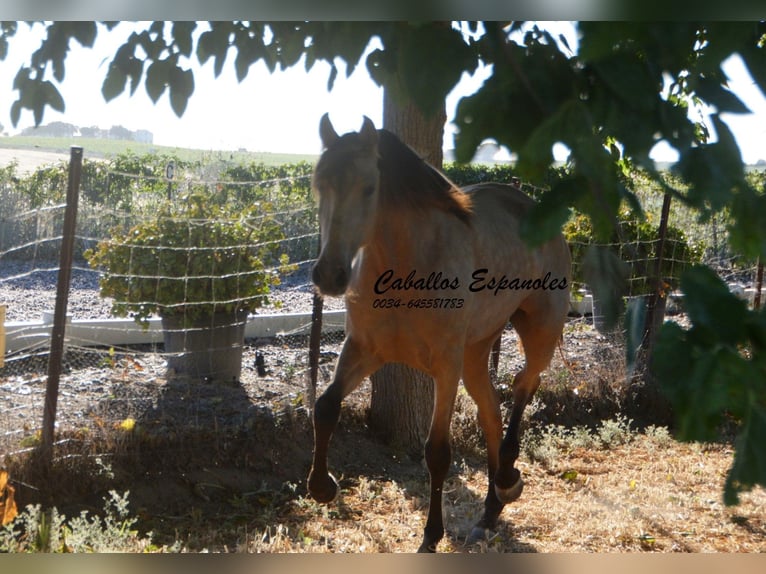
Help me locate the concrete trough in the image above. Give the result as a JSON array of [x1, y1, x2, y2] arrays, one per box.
[[2, 309, 346, 354]]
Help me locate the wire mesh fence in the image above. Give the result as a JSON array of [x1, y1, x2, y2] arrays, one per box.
[[0, 154, 346, 457], [0, 153, 763, 458]]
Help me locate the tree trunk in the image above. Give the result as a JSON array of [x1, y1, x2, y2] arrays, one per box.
[[369, 363, 435, 450], [382, 89, 447, 167], [367, 89, 447, 451]]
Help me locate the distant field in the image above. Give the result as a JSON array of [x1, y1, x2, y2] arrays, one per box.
[[0, 135, 319, 169]]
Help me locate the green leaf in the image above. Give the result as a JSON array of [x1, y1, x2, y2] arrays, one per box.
[[725, 404, 766, 505], [520, 176, 585, 247], [453, 74, 514, 164], [396, 24, 476, 118], [12, 65, 30, 91], [740, 37, 766, 102], [171, 21, 196, 57], [653, 260, 766, 506], [727, 185, 766, 260], [32, 98, 44, 126], [270, 22, 309, 70], [517, 100, 575, 179], [582, 245, 629, 331], [654, 333, 728, 442], [591, 52, 659, 113], [168, 66, 194, 117], [693, 75, 751, 114], [680, 265, 748, 345], [145, 60, 168, 103], [326, 64, 338, 92], [307, 21, 376, 78], [10, 99, 20, 127], [104, 35, 146, 98], [233, 32, 265, 82], [71, 21, 97, 48], [196, 25, 231, 76], [102, 63, 127, 101], [43, 81, 64, 112], [675, 114, 744, 212]]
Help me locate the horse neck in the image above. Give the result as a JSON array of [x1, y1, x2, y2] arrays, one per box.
[[366, 203, 417, 267], [365, 200, 455, 273]]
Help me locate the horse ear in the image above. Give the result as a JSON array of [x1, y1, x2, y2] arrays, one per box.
[[359, 116, 378, 148], [319, 113, 339, 148]]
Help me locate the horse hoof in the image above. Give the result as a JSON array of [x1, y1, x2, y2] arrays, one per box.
[[417, 542, 438, 553], [307, 471, 339, 504], [495, 474, 524, 504]]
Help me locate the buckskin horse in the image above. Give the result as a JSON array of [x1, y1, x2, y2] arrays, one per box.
[[308, 114, 570, 552]]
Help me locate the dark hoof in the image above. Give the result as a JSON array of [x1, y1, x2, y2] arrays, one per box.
[[495, 470, 524, 504], [307, 471, 339, 504], [417, 542, 438, 553]]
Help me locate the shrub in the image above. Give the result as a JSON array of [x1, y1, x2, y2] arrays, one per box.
[[564, 208, 705, 296], [84, 192, 294, 326]]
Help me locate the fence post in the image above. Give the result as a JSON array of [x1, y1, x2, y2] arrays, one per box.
[[643, 190, 672, 356], [307, 237, 323, 411], [633, 190, 673, 423], [0, 304, 5, 369], [39, 146, 83, 468]]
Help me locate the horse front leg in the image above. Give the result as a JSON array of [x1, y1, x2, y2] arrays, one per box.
[[308, 336, 380, 503], [418, 375, 459, 553]]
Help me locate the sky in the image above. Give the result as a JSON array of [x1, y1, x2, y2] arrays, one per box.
[[1, 21, 765, 164]]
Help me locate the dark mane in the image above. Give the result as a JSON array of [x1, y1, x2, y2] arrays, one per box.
[[376, 129, 472, 224], [314, 128, 472, 225]]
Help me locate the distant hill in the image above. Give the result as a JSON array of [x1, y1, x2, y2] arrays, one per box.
[[19, 121, 153, 144], [0, 135, 319, 172]]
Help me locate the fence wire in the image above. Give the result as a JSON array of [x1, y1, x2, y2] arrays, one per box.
[[0, 161, 763, 457]]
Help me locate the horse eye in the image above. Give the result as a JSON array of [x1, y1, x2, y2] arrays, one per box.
[[362, 185, 375, 196]]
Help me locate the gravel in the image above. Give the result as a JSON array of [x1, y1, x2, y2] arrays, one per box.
[[0, 259, 344, 322], [0, 259, 349, 455]]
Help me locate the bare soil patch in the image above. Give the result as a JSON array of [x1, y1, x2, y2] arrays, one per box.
[[0, 147, 69, 175]]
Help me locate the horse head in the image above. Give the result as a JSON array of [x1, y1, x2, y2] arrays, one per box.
[[311, 114, 381, 296]]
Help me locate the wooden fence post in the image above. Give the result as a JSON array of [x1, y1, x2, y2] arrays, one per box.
[[633, 190, 674, 424], [39, 146, 83, 468], [306, 234, 323, 411], [0, 304, 5, 369]]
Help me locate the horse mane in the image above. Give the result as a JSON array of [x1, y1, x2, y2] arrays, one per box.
[[376, 129, 472, 225], [314, 128, 473, 225]]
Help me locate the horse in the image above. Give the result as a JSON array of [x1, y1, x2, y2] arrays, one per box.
[[308, 114, 571, 552]]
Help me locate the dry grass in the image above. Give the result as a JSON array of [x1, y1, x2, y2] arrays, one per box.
[[237, 430, 765, 553], [4, 403, 765, 553]]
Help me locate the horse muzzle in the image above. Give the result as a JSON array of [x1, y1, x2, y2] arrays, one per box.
[[311, 260, 350, 297]]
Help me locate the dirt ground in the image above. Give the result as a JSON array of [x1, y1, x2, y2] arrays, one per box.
[[0, 147, 70, 175], [2, 318, 765, 553]]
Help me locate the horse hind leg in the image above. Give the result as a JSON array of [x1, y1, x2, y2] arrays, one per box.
[[460, 334, 511, 544], [308, 336, 381, 504], [494, 306, 565, 504]]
